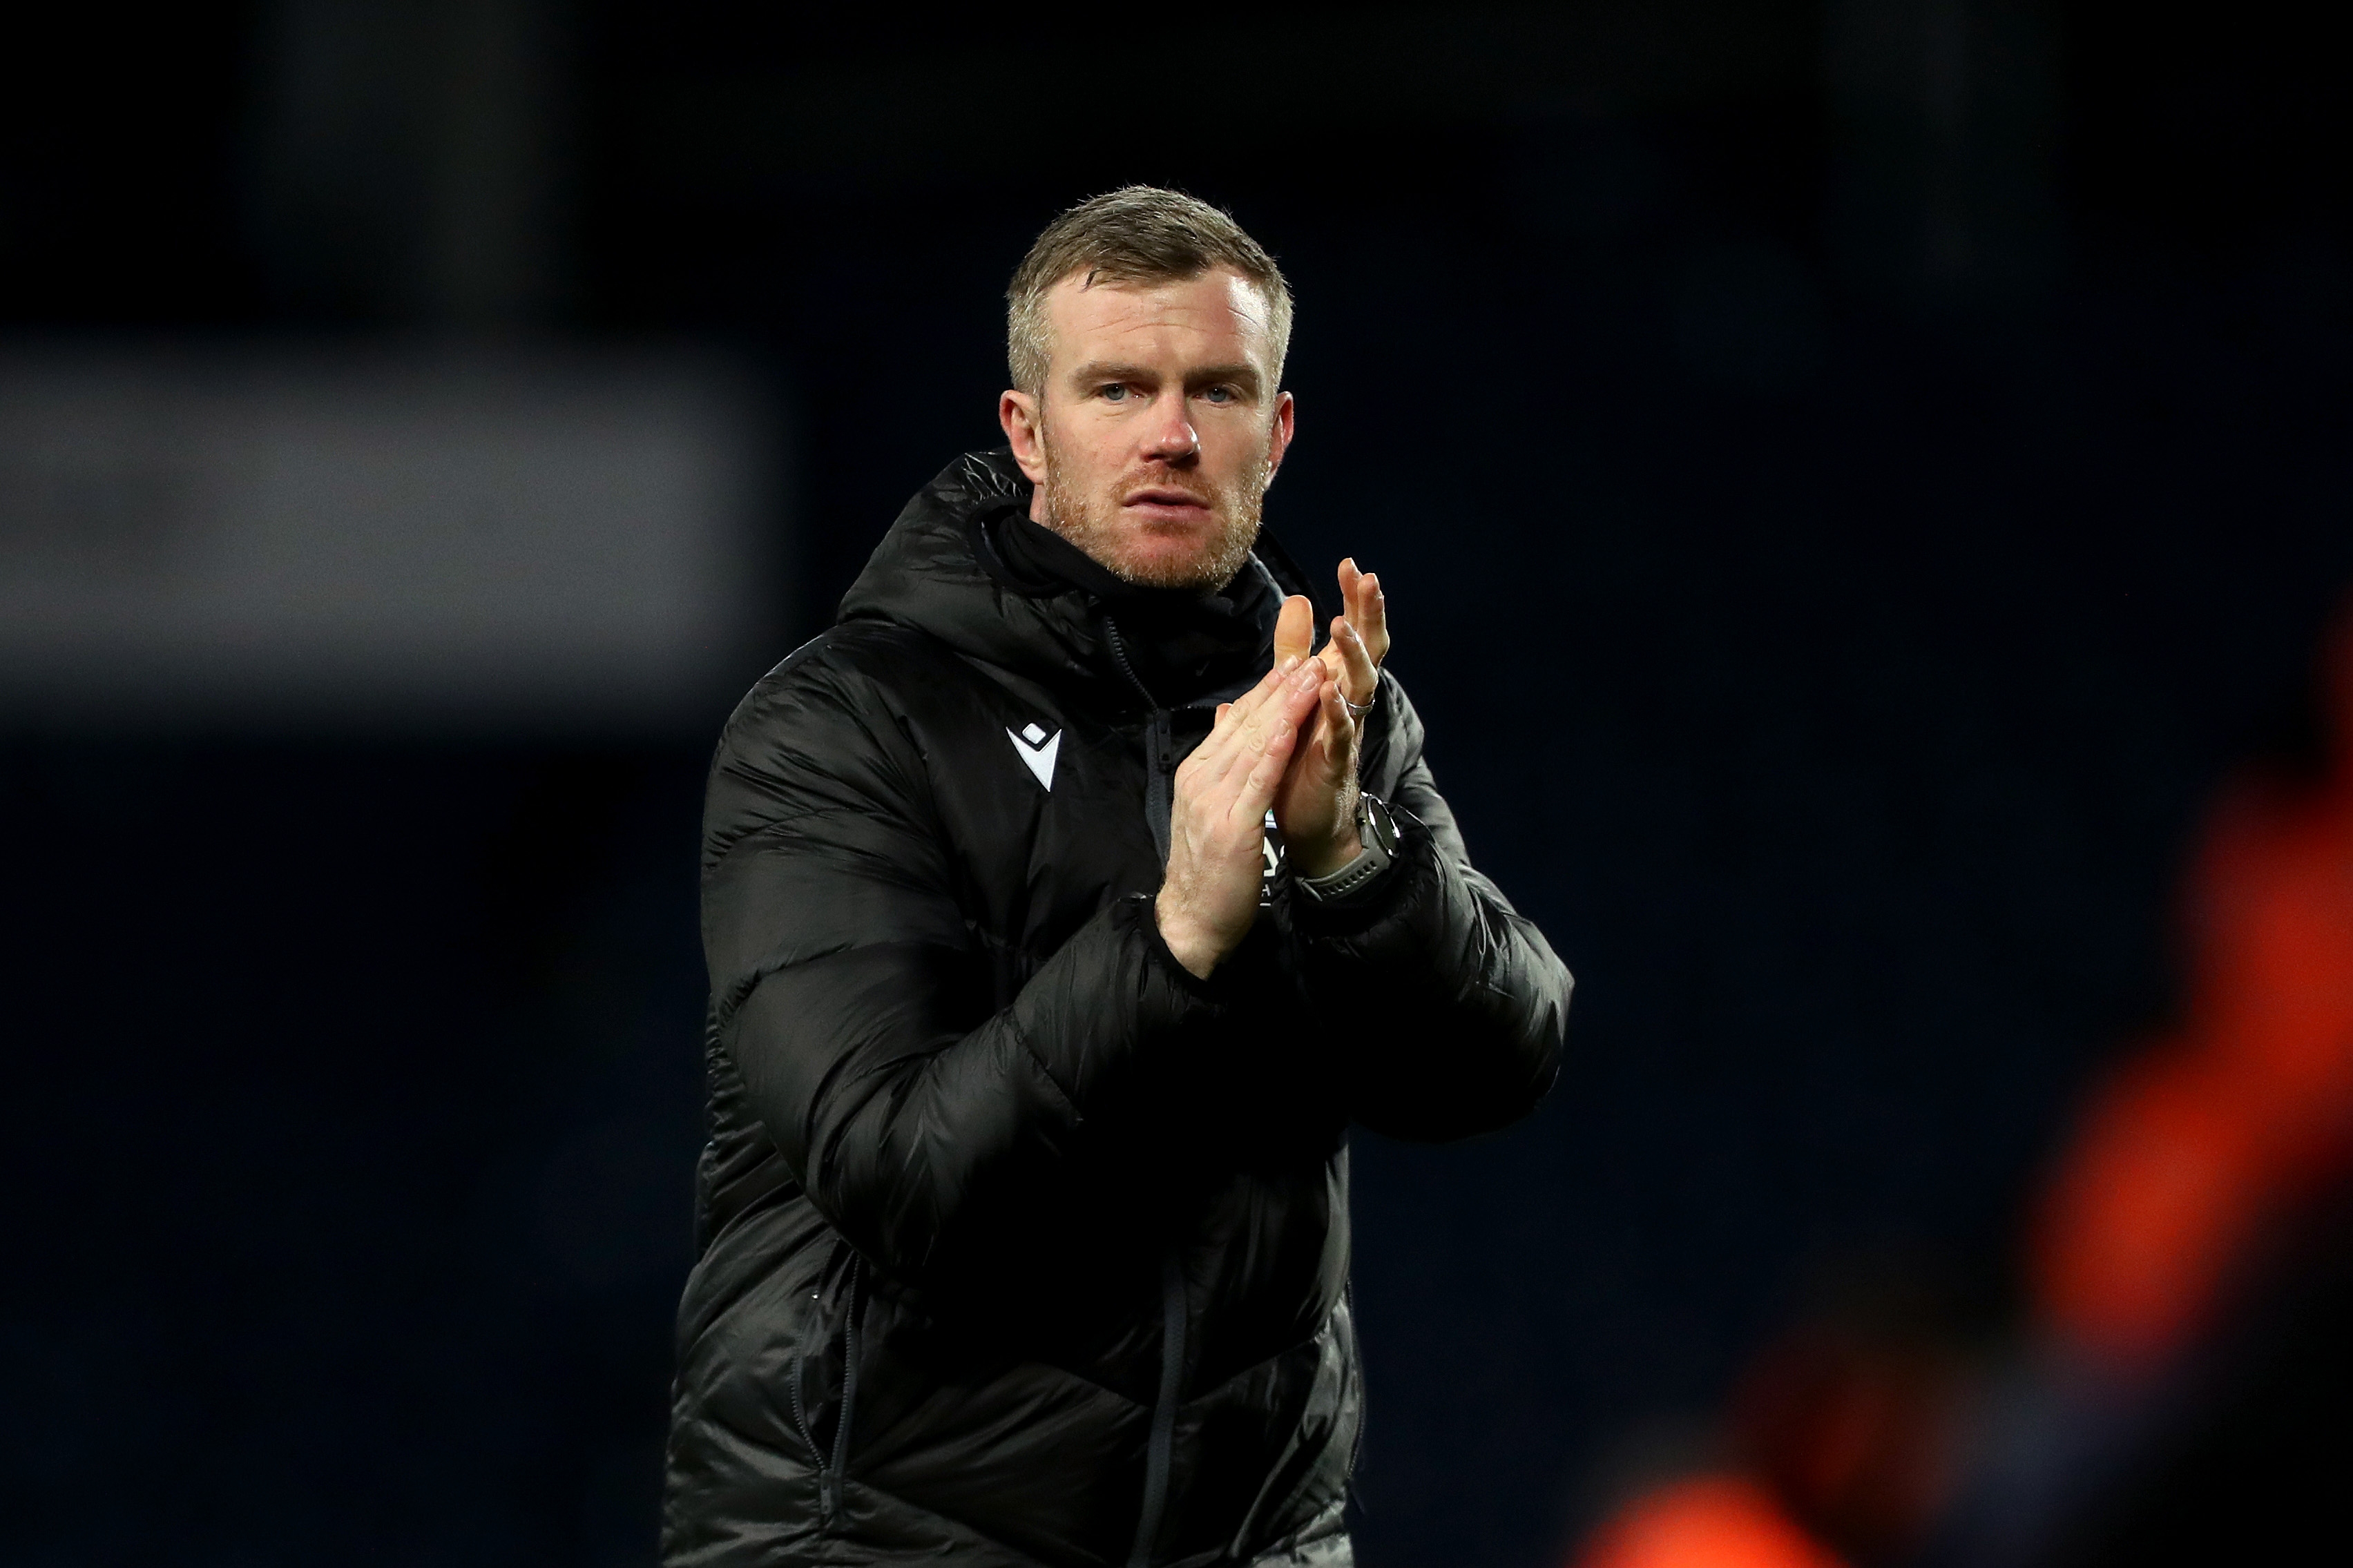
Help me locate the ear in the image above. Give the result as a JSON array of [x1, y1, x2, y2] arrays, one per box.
[[999, 390, 1048, 485], [1263, 390, 1296, 487]]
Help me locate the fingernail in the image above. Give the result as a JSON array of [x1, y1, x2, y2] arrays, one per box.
[[1278, 655, 1299, 673]]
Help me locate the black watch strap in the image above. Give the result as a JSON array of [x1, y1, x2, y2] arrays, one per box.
[[1294, 793, 1400, 904]]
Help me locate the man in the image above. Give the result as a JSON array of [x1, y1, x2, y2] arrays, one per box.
[[662, 187, 1571, 1568]]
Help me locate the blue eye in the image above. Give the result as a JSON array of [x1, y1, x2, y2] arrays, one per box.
[[1202, 385, 1237, 405], [1100, 384, 1129, 402]]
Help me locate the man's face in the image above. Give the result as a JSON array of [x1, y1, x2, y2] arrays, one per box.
[[1000, 267, 1294, 591]]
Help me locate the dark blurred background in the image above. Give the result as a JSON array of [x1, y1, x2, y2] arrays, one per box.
[[3, 3, 2347, 1565]]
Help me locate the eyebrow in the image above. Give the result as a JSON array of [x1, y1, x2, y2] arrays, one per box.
[[1066, 360, 1266, 395]]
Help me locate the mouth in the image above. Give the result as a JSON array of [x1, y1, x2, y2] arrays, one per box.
[[1120, 486, 1213, 525]]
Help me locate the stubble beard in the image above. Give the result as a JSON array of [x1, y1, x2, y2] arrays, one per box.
[[1037, 423, 1269, 592]]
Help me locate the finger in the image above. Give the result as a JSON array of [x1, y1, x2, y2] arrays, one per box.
[[1307, 675, 1354, 770], [1196, 668, 1276, 770], [1335, 558, 1388, 672], [1190, 670, 1281, 791], [1212, 659, 1293, 739], [1251, 660, 1325, 751], [1193, 701, 1240, 764], [1337, 559, 1368, 646], [1234, 708, 1306, 822], [1319, 673, 1356, 746], [1278, 678, 1338, 788], [1274, 594, 1314, 669], [1237, 662, 1324, 774], [1329, 614, 1378, 705], [1209, 659, 1319, 788], [1193, 704, 1255, 787], [1351, 567, 1389, 667], [1274, 667, 1331, 781]]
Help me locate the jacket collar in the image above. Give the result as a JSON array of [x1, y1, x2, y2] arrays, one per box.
[[837, 449, 1306, 713]]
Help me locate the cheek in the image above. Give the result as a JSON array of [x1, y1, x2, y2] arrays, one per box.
[[1088, 419, 1141, 463], [1203, 419, 1276, 482], [1053, 412, 1129, 466]]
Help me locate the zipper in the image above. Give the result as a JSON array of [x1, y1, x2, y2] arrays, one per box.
[[1103, 617, 1187, 1564], [788, 1252, 864, 1529], [1099, 614, 1158, 710], [787, 1315, 819, 1465], [1102, 617, 1176, 864], [1143, 713, 1175, 865], [1127, 1249, 1189, 1568], [819, 1255, 864, 1525]]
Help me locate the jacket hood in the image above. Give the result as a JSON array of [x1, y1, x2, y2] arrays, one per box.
[[836, 449, 1309, 712]]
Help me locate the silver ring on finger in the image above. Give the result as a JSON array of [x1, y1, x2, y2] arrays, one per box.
[[1343, 691, 1375, 722]]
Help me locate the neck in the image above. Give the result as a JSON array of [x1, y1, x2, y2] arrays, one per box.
[[994, 502, 1141, 601]]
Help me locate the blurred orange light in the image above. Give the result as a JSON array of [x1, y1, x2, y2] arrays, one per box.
[[2030, 594, 2353, 1368], [1574, 1473, 1846, 1568]]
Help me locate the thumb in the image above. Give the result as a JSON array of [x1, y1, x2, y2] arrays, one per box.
[[1274, 594, 1314, 669]]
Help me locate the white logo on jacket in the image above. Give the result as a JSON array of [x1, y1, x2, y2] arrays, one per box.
[[1007, 722, 1062, 791]]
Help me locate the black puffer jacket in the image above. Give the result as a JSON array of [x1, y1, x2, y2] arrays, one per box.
[[662, 450, 1571, 1568]]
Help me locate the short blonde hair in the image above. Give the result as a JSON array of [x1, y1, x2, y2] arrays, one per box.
[[1006, 186, 1293, 396]]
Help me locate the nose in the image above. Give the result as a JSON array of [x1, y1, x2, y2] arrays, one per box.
[[1140, 396, 1199, 463]]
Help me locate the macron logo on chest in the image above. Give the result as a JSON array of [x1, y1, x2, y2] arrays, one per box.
[[1007, 722, 1062, 791]]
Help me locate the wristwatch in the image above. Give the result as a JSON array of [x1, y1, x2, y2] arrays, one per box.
[[1294, 792, 1401, 905]]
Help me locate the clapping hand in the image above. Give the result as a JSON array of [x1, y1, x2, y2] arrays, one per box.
[[1153, 560, 1390, 977], [1155, 657, 1326, 977], [1271, 560, 1389, 878]]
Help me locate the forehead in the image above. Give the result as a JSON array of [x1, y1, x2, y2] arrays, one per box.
[[1041, 268, 1274, 367]]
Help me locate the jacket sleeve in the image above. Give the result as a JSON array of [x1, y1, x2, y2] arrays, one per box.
[[1288, 674, 1572, 1141], [700, 652, 1220, 1290]]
